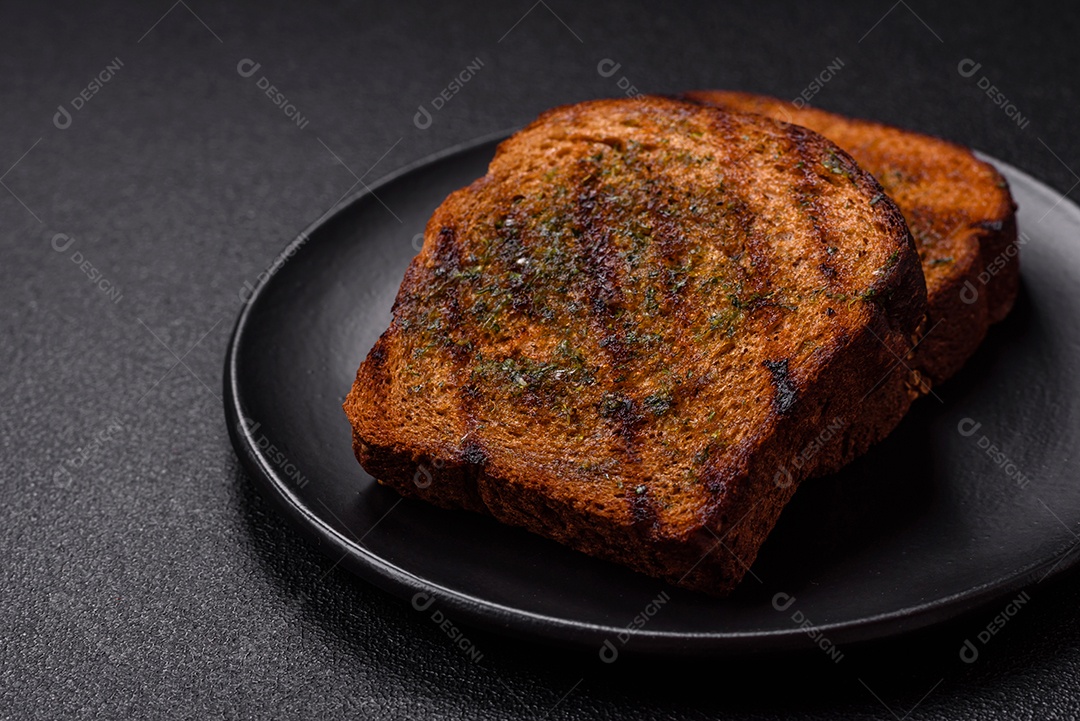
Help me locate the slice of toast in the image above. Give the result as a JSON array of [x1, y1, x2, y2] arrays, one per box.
[[344, 97, 927, 594], [683, 90, 1019, 385]]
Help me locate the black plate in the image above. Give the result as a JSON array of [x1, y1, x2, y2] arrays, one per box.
[[225, 132, 1080, 655]]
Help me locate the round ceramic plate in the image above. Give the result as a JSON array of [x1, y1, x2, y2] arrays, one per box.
[[225, 132, 1080, 655]]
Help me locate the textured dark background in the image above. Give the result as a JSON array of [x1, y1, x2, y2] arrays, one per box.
[[3, 1, 1079, 718]]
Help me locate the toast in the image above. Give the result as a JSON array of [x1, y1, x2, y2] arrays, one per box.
[[683, 90, 1019, 385], [344, 97, 927, 594]]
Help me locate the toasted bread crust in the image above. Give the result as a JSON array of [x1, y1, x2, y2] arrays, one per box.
[[683, 90, 1019, 384], [345, 97, 927, 594]]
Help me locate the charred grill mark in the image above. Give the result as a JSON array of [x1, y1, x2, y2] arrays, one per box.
[[456, 371, 492, 501], [629, 484, 659, 530], [425, 226, 473, 364], [785, 124, 840, 288], [442, 296, 469, 363], [359, 335, 394, 396], [569, 171, 656, 478], [428, 225, 489, 476], [450, 394, 488, 510], [651, 210, 689, 266], [573, 177, 632, 367], [433, 226, 461, 272], [705, 107, 741, 143], [741, 232, 777, 312], [492, 216, 525, 265], [508, 272, 534, 316], [763, 358, 797, 415], [726, 197, 756, 248], [390, 261, 427, 317], [461, 441, 488, 466], [458, 379, 483, 436], [698, 459, 735, 501], [367, 337, 387, 369], [493, 210, 537, 318], [576, 192, 621, 306], [640, 211, 697, 373], [599, 391, 644, 445], [637, 170, 702, 333], [709, 153, 775, 318]]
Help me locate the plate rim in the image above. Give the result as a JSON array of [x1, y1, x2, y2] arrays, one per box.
[[224, 132, 1080, 656]]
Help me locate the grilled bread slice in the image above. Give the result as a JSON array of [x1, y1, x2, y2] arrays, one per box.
[[344, 97, 927, 594], [683, 90, 1019, 385]]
